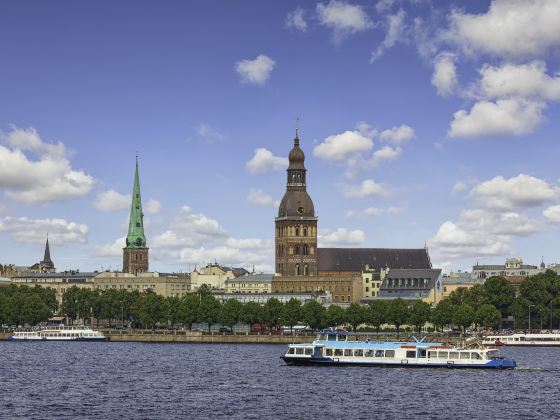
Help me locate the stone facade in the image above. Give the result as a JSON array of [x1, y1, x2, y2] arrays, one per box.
[[271, 274, 362, 304], [94, 272, 191, 298], [123, 248, 149, 276]]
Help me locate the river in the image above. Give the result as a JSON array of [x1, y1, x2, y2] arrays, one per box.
[[0, 342, 558, 419]]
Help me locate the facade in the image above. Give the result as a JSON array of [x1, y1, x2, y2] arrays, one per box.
[[369, 268, 443, 305], [94, 272, 191, 298], [28, 237, 56, 274], [191, 263, 237, 291], [212, 292, 329, 305], [472, 258, 540, 280], [271, 274, 362, 304], [123, 158, 149, 274], [362, 264, 387, 298], [10, 271, 98, 303], [441, 272, 483, 299], [275, 130, 318, 277], [225, 273, 273, 294]]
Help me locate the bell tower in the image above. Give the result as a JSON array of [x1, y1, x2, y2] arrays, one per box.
[[123, 157, 149, 274], [275, 128, 317, 276]]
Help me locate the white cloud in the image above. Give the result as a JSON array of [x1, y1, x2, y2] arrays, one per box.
[[286, 7, 308, 32], [94, 237, 125, 257], [93, 190, 130, 212], [0, 127, 94, 204], [451, 181, 468, 195], [318, 227, 366, 247], [235, 55, 275, 86], [448, 0, 560, 59], [387, 206, 403, 214], [313, 130, 373, 163], [471, 174, 556, 211], [448, 98, 545, 138], [246, 148, 288, 174], [371, 9, 406, 62], [196, 123, 225, 142], [145, 199, 162, 215], [0, 216, 88, 245], [344, 179, 389, 198], [246, 188, 279, 208], [380, 124, 415, 145], [316, 0, 373, 44], [543, 205, 560, 224], [346, 207, 383, 219], [477, 61, 560, 101], [370, 146, 402, 167], [431, 53, 458, 96]]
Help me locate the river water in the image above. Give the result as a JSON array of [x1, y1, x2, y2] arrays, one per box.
[[0, 342, 558, 419]]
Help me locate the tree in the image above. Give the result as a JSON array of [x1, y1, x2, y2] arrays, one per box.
[[345, 303, 366, 332], [475, 304, 501, 330], [219, 299, 242, 329], [324, 305, 345, 329], [60, 286, 82, 324], [483, 276, 516, 319], [386, 298, 409, 335], [453, 303, 475, 333], [262, 298, 283, 328], [166, 296, 181, 329], [280, 298, 302, 329], [138, 292, 166, 330], [21, 294, 50, 325], [198, 295, 221, 332], [432, 300, 455, 332], [408, 300, 432, 333], [240, 301, 262, 329], [179, 294, 200, 330], [366, 300, 387, 333], [301, 301, 325, 331]]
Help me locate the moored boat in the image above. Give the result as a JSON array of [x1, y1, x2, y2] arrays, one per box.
[[282, 331, 516, 369], [482, 332, 560, 347], [8, 325, 107, 342]]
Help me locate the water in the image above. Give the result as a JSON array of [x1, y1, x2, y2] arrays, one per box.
[[1, 342, 558, 419]]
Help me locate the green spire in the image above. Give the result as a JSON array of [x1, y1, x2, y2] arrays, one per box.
[[125, 157, 147, 249]]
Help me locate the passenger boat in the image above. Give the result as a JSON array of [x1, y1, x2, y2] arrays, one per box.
[[482, 332, 560, 347], [282, 331, 516, 369], [8, 325, 107, 342]]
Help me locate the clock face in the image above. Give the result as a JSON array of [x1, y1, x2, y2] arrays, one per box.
[[297, 206, 305, 214]]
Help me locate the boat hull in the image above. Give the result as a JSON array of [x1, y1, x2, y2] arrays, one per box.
[[8, 336, 107, 342]]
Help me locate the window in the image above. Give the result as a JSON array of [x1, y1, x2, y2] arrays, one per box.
[[472, 353, 482, 360], [375, 350, 384, 357], [449, 352, 459, 359], [288, 348, 295, 354], [354, 349, 364, 357], [325, 349, 333, 356], [334, 349, 343, 356], [438, 351, 448, 359], [459, 352, 470, 359], [303, 227, 308, 236], [304, 348, 313, 355], [365, 350, 374, 357], [406, 351, 416, 358], [295, 264, 300, 276], [295, 246, 299, 255], [304, 264, 308, 276], [296, 348, 304, 355], [295, 227, 299, 236], [344, 349, 352, 357], [385, 350, 395, 358], [428, 351, 437, 358]]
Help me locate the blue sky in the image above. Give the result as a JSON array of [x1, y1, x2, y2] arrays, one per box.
[[1, 0, 560, 273]]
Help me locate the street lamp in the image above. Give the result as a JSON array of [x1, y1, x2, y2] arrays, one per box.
[[528, 304, 535, 333]]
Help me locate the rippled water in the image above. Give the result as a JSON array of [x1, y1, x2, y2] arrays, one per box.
[[1, 342, 558, 419]]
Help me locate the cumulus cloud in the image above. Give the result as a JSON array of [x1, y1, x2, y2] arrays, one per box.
[[379, 124, 415, 145], [94, 237, 125, 257], [448, 0, 560, 59], [343, 179, 389, 198], [286, 7, 308, 32], [346, 207, 383, 219], [0, 216, 88, 245], [431, 53, 458, 96], [0, 127, 94, 204], [471, 174, 556, 211], [246, 148, 288, 174], [196, 123, 225, 142], [246, 188, 279, 208], [448, 98, 545, 138], [313, 130, 373, 163], [318, 227, 365, 247], [370, 146, 402, 167], [145, 199, 162, 215], [543, 205, 560, 224], [235, 55, 275, 86], [316, 0, 373, 44], [370, 9, 406, 62], [93, 190, 131, 212]]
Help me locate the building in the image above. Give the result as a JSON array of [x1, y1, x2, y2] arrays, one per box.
[[441, 272, 482, 299], [271, 129, 433, 303], [10, 271, 98, 303], [190, 263, 238, 291], [123, 158, 149, 274], [367, 268, 443, 305], [472, 258, 540, 280], [225, 273, 273, 294], [28, 237, 56, 273], [94, 272, 191, 298], [212, 292, 329, 305]]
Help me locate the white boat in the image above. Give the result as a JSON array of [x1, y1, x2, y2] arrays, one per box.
[[282, 332, 516, 369], [482, 332, 560, 347], [8, 325, 107, 342]]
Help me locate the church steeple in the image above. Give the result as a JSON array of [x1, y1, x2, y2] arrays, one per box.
[[42, 236, 53, 266], [123, 157, 149, 274]]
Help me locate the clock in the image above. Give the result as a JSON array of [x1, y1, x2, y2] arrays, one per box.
[[297, 206, 305, 214]]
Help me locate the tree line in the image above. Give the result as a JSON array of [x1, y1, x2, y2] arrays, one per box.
[[0, 284, 57, 326]]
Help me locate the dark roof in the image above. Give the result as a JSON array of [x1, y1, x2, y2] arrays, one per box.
[[317, 248, 431, 272]]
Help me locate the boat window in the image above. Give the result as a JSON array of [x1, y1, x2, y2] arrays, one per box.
[[385, 350, 395, 358], [459, 352, 470, 359], [354, 349, 364, 357], [296, 348, 304, 355], [417, 349, 426, 358], [365, 350, 374, 357], [328, 334, 337, 341], [325, 349, 333, 356], [406, 350, 416, 358], [471, 353, 482, 360], [428, 351, 437, 358], [334, 349, 343, 356], [438, 351, 448, 359], [486, 351, 500, 360], [375, 350, 384, 357], [344, 349, 352, 357], [449, 352, 459, 359], [288, 348, 295, 354], [337, 335, 347, 342], [304, 348, 313, 356]]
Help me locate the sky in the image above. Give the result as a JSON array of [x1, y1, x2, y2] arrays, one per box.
[[1, 0, 560, 274]]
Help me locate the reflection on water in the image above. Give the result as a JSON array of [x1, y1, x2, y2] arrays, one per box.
[[1, 343, 559, 419]]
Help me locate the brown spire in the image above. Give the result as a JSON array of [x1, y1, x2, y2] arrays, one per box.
[[41, 236, 54, 266]]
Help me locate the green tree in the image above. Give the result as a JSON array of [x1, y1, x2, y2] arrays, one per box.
[[262, 298, 283, 328], [483, 276, 516, 319], [301, 301, 325, 331], [240, 301, 262, 329], [475, 304, 501, 330], [60, 286, 81, 324], [178, 294, 200, 330], [386, 298, 409, 335], [366, 300, 387, 333], [280, 298, 302, 329], [408, 300, 432, 333], [218, 299, 242, 329], [453, 303, 475, 333], [138, 292, 166, 330], [345, 303, 366, 332], [324, 305, 346, 329], [198, 295, 221, 332], [432, 300, 455, 332], [166, 296, 181, 329], [21, 294, 51, 325]]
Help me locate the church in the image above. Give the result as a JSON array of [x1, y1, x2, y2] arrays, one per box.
[[271, 129, 433, 303]]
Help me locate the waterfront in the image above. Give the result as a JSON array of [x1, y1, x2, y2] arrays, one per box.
[[1, 343, 559, 419]]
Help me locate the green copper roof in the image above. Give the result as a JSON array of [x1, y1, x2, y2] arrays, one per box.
[[125, 158, 147, 249]]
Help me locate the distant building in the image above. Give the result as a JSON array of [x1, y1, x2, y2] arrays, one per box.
[[191, 263, 239, 291], [272, 274, 363, 304], [123, 158, 149, 275], [11, 270, 98, 303], [28, 237, 56, 273], [361, 264, 387, 298], [225, 273, 273, 294], [442, 272, 483, 299], [212, 292, 329, 305], [94, 272, 191, 298], [472, 257, 540, 280]]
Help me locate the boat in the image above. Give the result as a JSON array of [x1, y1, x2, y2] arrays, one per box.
[[282, 331, 516, 369], [8, 325, 107, 342], [482, 332, 560, 347]]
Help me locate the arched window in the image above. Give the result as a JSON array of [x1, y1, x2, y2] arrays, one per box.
[[295, 246, 300, 255], [295, 264, 300, 276], [304, 264, 309, 276], [295, 227, 299, 236], [303, 227, 308, 236], [303, 245, 309, 255]]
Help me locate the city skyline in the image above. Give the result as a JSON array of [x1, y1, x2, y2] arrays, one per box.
[[1, 0, 560, 273]]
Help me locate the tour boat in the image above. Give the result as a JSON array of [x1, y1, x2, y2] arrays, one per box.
[[282, 331, 516, 369], [8, 325, 107, 342], [482, 332, 560, 347]]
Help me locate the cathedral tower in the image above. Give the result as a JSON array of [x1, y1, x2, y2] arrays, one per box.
[[123, 158, 149, 274], [275, 129, 317, 276]]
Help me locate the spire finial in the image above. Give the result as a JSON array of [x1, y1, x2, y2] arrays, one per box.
[[294, 116, 300, 146]]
